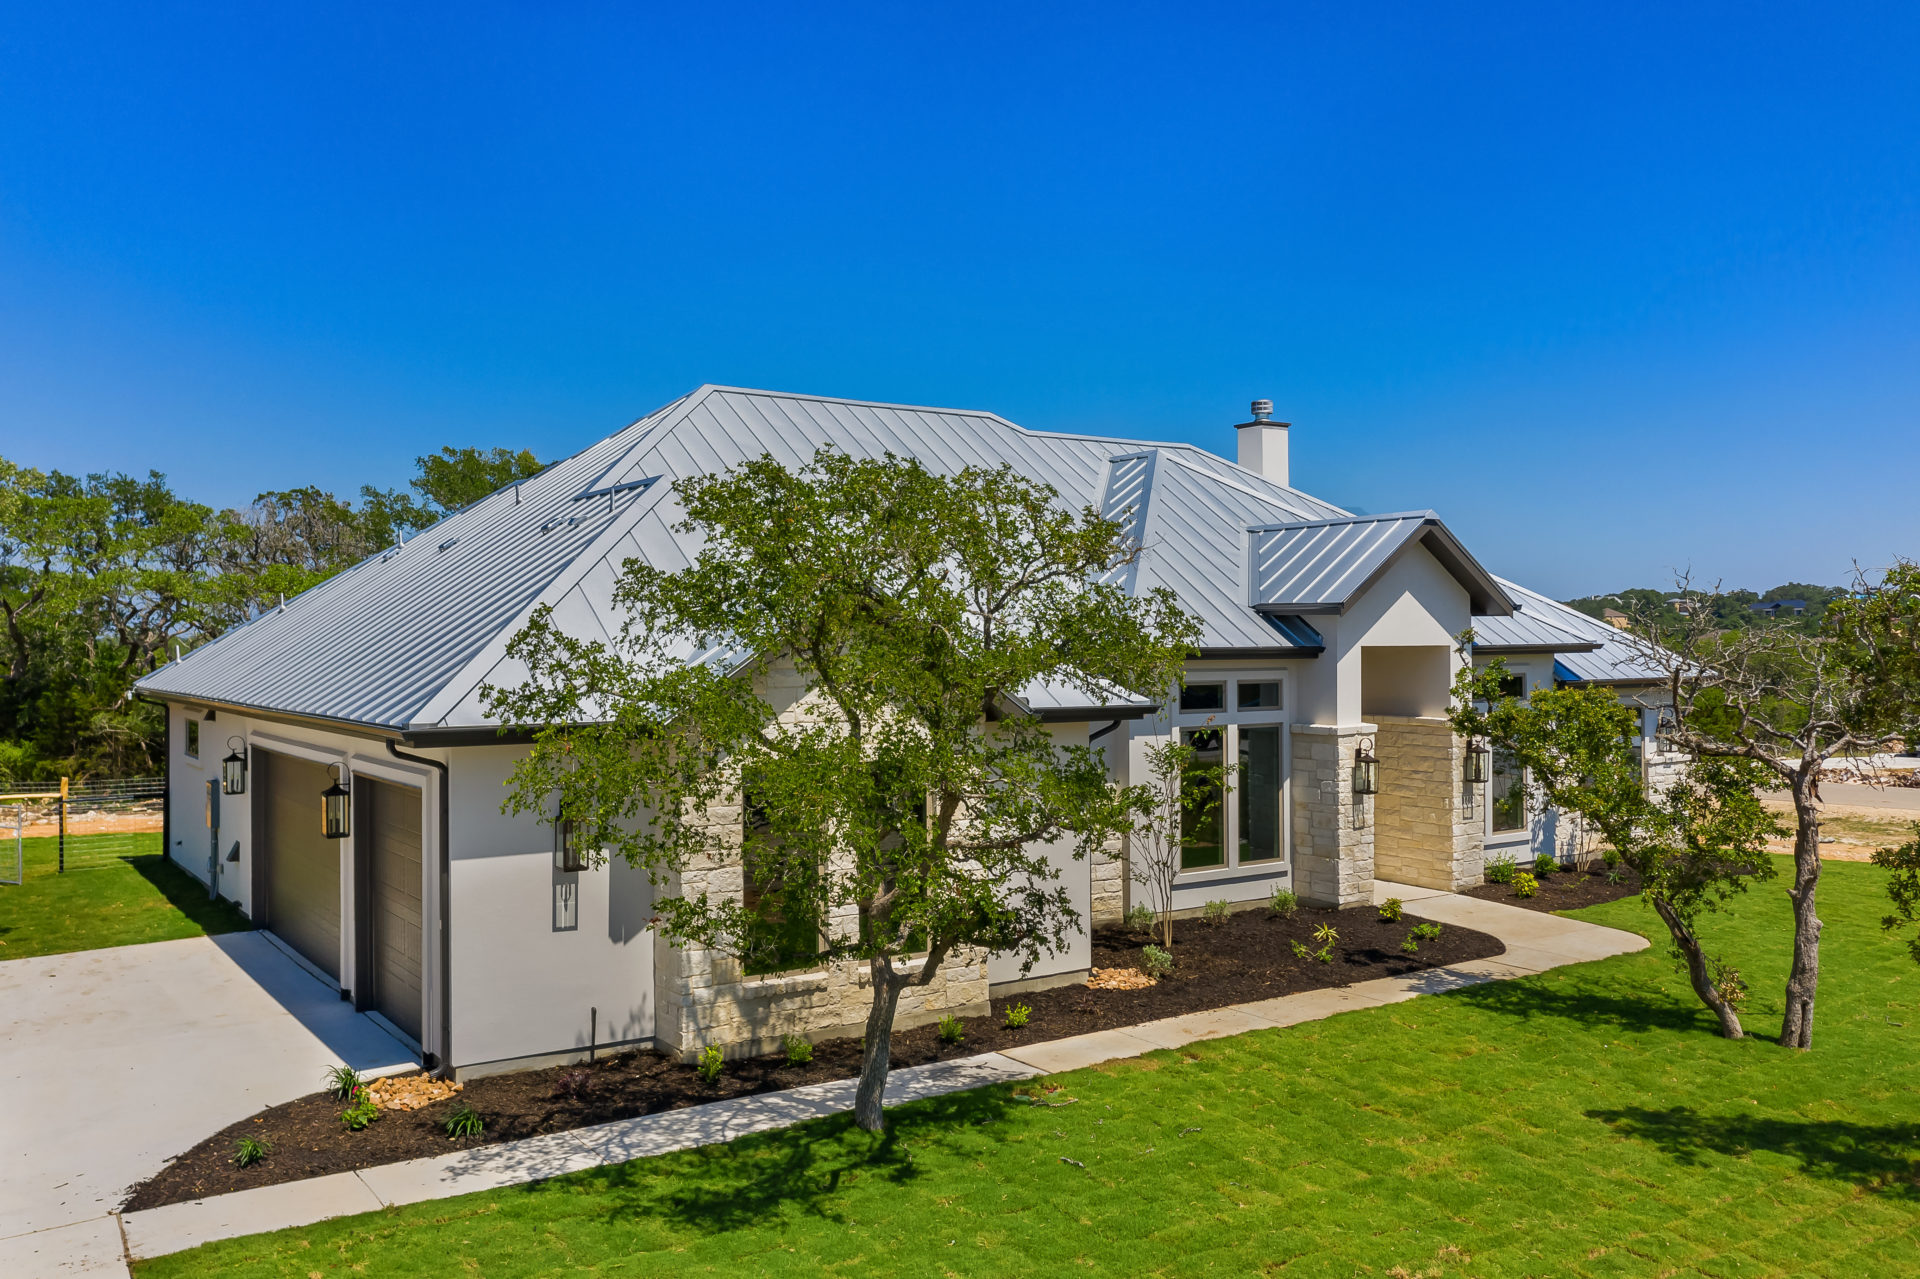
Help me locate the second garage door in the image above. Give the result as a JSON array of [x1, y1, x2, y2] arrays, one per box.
[[254, 750, 342, 981], [357, 777, 424, 1044]]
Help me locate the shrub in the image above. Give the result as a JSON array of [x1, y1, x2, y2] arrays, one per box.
[[231, 1135, 270, 1168], [1124, 903, 1155, 934], [1513, 871, 1538, 898], [1311, 922, 1339, 963], [1267, 887, 1299, 918], [1410, 921, 1442, 941], [323, 1064, 363, 1101], [1003, 1002, 1031, 1030], [695, 1045, 724, 1085], [340, 1085, 380, 1132], [1485, 856, 1517, 885], [553, 1068, 593, 1100], [1601, 847, 1622, 872], [1140, 944, 1174, 978], [1400, 935, 1420, 955], [1378, 896, 1403, 923], [1289, 938, 1312, 960], [443, 1102, 483, 1139], [1533, 853, 1557, 877], [783, 1033, 814, 1066], [937, 1013, 965, 1045], [1202, 899, 1231, 927]]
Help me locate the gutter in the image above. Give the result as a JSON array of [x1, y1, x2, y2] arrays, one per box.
[[388, 741, 453, 1076]]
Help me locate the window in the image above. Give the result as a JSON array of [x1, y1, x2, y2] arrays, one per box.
[[1497, 672, 1525, 700], [1491, 747, 1526, 833], [184, 718, 200, 759], [1180, 683, 1225, 712], [740, 781, 820, 975], [1237, 681, 1281, 710], [1237, 725, 1283, 862], [1180, 728, 1226, 870]]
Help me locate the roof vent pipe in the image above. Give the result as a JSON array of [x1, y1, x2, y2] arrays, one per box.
[[1234, 399, 1290, 487]]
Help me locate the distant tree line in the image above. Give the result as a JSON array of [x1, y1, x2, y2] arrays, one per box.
[[1565, 582, 1853, 635], [0, 446, 545, 782]]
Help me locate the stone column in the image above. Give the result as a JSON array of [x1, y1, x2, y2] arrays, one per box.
[[1371, 715, 1485, 891], [1289, 723, 1376, 907]]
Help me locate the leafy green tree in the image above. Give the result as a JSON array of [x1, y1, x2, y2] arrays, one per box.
[[1452, 659, 1778, 1038], [358, 445, 548, 541], [485, 448, 1197, 1131], [1124, 736, 1232, 951], [1872, 825, 1920, 963]]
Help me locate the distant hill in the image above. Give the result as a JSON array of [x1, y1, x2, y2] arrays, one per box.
[[1564, 583, 1849, 633]]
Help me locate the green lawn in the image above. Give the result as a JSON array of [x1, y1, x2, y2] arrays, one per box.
[[0, 834, 252, 960], [139, 860, 1920, 1278]]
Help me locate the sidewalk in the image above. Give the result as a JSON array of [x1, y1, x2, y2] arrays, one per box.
[[17, 883, 1648, 1275]]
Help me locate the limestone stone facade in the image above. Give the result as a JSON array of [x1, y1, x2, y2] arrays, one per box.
[[1370, 715, 1485, 891], [1289, 723, 1376, 907], [1090, 831, 1127, 926]]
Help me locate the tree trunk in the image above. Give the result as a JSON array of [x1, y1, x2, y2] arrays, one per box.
[[852, 959, 906, 1132], [1779, 771, 1824, 1049], [1649, 895, 1745, 1038]]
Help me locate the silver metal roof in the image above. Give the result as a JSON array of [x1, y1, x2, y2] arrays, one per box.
[[1488, 578, 1667, 684], [1248, 512, 1514, 616], [137, 386, 1353, 732], [1468, 604, 1601, 653]]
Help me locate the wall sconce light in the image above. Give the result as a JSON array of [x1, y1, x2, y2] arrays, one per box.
[[321, 764, 351, 839], [221, 737, 249, 795], [1352, 738, 1379, 797], [554, 810, 586, 872], [1464, 738, 1490, 785]]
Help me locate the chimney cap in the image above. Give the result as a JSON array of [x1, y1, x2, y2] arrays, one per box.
[[1249, 399, 1273, 421]]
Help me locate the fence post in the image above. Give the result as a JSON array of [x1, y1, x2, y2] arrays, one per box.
[[58, 776, 67, 873]]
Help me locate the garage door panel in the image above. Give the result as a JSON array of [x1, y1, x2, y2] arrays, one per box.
[[365, 778, 424, 1044], [258, 750, 342, 981]]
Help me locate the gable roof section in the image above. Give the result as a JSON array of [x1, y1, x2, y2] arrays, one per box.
[[1488, 578, 1668, 685], [1468, 605, 1601, 653], [1248, 512, 1514, 617]]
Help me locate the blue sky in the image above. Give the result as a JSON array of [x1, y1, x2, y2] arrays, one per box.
[[2, 3, 1915, 598]]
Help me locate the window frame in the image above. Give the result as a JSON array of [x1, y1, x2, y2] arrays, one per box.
[[1168, 673, 1291, 883]]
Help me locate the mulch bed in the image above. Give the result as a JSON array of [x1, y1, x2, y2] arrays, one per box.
[[124, 901, 1502, 1211], [1463, 864, 1644, 913]]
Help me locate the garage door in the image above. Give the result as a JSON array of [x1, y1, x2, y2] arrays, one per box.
[[254, 750, 342, 981], [358, 778, 424, 1044]]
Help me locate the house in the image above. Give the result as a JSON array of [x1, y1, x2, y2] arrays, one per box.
[[136, 386, 1604, 1077], [1601, 608, 1632, 629], [1752, 599, 1808, 616]]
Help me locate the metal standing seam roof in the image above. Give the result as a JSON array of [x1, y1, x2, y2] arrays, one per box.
[[1247, 512, 1514, 617], [1467, 606, 1601, 653], [135, 386, 1357, 733], [1488, 578, 1669, 684]]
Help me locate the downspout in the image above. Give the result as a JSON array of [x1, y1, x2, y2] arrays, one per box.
[[389, 741, 452, 1076]]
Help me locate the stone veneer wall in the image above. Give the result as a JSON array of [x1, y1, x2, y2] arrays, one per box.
[[1289, 723, 1376, 907], [1090, 832, 1127, 926], [1370, 716, 1484, 891]]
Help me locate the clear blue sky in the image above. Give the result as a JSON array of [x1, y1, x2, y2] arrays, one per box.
[[2, 3, 1915, 599]]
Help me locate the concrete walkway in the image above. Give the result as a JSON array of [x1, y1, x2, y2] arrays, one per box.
[[17, 885, 1646, 1275], [0, 932, 418, 1277]]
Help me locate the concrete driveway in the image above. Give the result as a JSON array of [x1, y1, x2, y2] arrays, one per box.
[[0, 932, 416, 1276]]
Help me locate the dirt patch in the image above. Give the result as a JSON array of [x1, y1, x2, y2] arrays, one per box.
[[1463, 865, 1644, 913], [124, 901, 1501, 1210]]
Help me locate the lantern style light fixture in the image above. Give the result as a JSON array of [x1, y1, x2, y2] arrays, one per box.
[[221, 737, 249, 795], [1352, 738, 1380, 797], [320, 764, 351, 839], [554, 809, 586, 872], [1464, 738, 1490, 785]]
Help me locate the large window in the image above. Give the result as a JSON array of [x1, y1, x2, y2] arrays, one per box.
[[1490, 747, 1526, 833], [1171, 676, 1288, 877], [740, 782, 821, 974]]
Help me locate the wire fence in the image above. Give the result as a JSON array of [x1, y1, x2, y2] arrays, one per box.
[[0, 777, 166, 874]]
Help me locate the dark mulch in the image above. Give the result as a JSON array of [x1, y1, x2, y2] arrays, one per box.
[[125, 901, 1501, 1211], [1463, 864, 1644, 913]]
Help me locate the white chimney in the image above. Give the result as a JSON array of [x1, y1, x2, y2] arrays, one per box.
[[1235, 399, 1289, 486]]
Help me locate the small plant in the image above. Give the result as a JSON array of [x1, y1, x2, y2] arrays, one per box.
[[1606, 867, 1624, 885], [1400, 935, 1421, 955], [1513, 871, 1538, 898], [553, 1068, 593, 1100], [231, 1135, 270, 1168], [1311, 922, 1339, 963], [1201, 898, 1231, 927], [1533, 853, 1557, 877], [1601, 847, 1622, 873], [1124, 903, 1155, 933], [1410, 921, 1442, 942], [1003, 1002, 1032, 1030], [1140, 944, 1174, 979], [1485, 855, 1517, 885], [1267, 886, 1299, 918], [937, 1013, 966, 1045], [323, 1064, 363, 1101], [443, 1102, 483, 1139], [783, 1033, 814, 1065], [695, 1045, 724, 1085], [339, 1084, 380, 1132], [1289, 938, 1312, 960], [1378, 896, 1403, 923]]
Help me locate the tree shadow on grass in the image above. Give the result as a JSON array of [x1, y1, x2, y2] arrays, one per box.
[[128, 853, 253, 935], [556, 1085, 1024, 1235], [1441, 972, 1715, 1037], [1590, 1106, 1920, 1197]]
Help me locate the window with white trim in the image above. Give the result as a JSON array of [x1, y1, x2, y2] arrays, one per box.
[[1171, 676, 1289, 878]]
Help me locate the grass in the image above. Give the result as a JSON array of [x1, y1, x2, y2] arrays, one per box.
[[0, 834, 252, 960], [137, 859, 1920, 1277]]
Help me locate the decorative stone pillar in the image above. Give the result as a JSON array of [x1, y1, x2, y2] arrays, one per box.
[[1090, 831, 1127, 926], [1371, 715, 1485, 891], [1289, 723, 1376, 907]]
